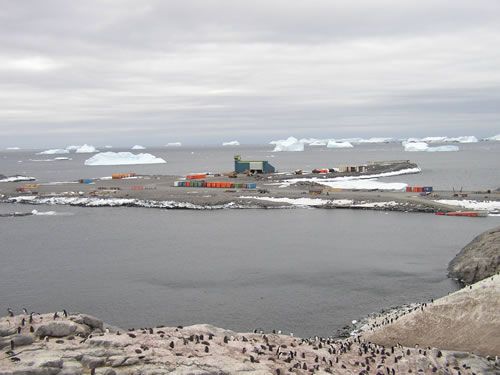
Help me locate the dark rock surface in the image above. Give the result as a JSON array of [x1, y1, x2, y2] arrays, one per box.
[[448, 226, 500, 284]]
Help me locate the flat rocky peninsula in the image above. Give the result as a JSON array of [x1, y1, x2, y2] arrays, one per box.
[[1, 274, 499, 375], [1, 160, 499, 214]]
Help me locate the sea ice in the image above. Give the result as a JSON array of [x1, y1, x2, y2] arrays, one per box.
[[444, 136, 478, 143], [75, 144, 98, 153], [326, 140, 353, 148], [270, 137, 304, 152], [131, 145, 146, 150], [403, 141, 429, 152], [84, 152, 166, 166], [222, 141, 240, 146], [426, 145, 459, 152], [37, 148, 70, 155]]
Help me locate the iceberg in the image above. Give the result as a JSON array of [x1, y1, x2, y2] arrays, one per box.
[[84, 152, 166, 166], [356, 137, 393, 144], [75, 144, 98, 153], [270, 137, 304, 152], [426, 145, 459, 152], [222, 141, 240, 146], [421, 136, 448, 143], [131, 145, 146, 150], [486, 134, 500, 141], [326, 140, 353, 148], [403, 141, 429, 152], [166, 142, 182, 147], [6, 147, 20, 150], [37, 148, 70, 155], [65, 145, 80, 151], [104, 145, 113, 149], [444, 136, 478, 143]]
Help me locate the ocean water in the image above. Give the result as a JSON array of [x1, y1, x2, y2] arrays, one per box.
[[1, 142, 500, 190], [0, 203, 497, 337]]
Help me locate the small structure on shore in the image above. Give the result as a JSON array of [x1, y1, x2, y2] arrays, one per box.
[[234, 155, 275, 174]]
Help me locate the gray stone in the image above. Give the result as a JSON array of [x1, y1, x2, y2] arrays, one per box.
[[448, 226, 500, 284], [80, 315, 104, 331], [35, 321, 87, 338], [80, 355, 106, 369]]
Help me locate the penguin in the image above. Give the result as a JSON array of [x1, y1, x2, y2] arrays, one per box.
[[10, 339, 15, 350], [30, 326, 34, 333], [21, 318, 25, 326], [7, 308, 14, 317], [169, 341, 174, 349], [63, 309, 68, 318], [53, 312, 59, 320], [204, 345, 209, 353], [22, 308, 28, 315]]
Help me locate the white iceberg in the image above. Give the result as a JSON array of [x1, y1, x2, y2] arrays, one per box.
[[403, 141, 429, 152], [6, 147, 20, 150], [166, 142, 182, 147], [486, 134, 500, 141], [65, 145, 80, 151], [444, 136, 478, 143], [327, 140, 353, 148], [75, 144, 98, 153], [0, 175, 36, 182], [299, 138, 328, 146], [104, 145, 113, 149], [222, 141, 240, 146], [131, 145, 146, 150], [426, 145, 459, 152], [38, 148, 70, 155], [270, 137, 304, 152], [421, 136, 448, 143], [84, 152, 166, 166], [356, 137, 393, 144]]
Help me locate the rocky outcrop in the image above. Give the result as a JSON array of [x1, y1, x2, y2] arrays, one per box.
[[362, 274, 500, 358], [1, 309, 499, 374], [448, 226, 500, 284]]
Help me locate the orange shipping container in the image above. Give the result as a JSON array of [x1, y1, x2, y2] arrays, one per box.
[[186, 174, 207, 180]]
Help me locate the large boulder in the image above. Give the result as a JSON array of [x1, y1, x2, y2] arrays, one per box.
[[448, 226, 500, 284], [35, 321, 88, 338]]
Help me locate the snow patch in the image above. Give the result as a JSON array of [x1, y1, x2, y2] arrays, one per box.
[[434, 199, 500, 212], [270, 137, 304, 152], [318, 179, 407, 191], [84, 152, 166, 166], [76, 144, 98, 153], [222, 141, 240, 146], [0, 175, 36, 182]]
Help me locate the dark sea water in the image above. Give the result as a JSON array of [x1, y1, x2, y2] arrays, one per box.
[[0, 203, 497, 337], [1, 143, 499, 337]]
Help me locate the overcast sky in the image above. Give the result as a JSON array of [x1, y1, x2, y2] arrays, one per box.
[[1, 0, 499, 147]]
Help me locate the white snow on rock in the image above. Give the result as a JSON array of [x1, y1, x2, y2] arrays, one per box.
[[327, 140, 353, 148], [426, 145, 459, 152], [222, 141, 240, 146], [318, 179, 407, 191], [131, 145, 146, 150], [75, 144, 98, 153], [84, 152, 166, 166], [37, 148, 70, 155], [270, 137, 304, 152], [166, 142, 182, 147], [0, 175, 36, 182], [239, 196, 332, 206], [434, 200, 500, 212]]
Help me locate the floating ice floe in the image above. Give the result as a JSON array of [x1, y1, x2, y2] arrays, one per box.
[[270, 137, 304, 152], [445, 136, 478, 143], [6, 147, 20, 150], [31, 209, 58, 216], [104, 145, 113, 149], [166, 142, 182, 147], [37, 148, 70, 155], [327, 140, 353, 148], [0, 175, 36, 182], [355, 137, 393, 144], [76, 144, 98, 153], [426, 145, 459, 152], [222, 141, 240, 146], [84, 152, 166, 166], [131, 145, 146, 150], [403, 141, 459, 152], [434, 199, 500, 213]]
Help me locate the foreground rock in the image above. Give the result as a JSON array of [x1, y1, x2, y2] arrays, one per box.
[[448, 226, 500, 284], [1, 307, 499, 375], [362, 274, 500, 358]]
